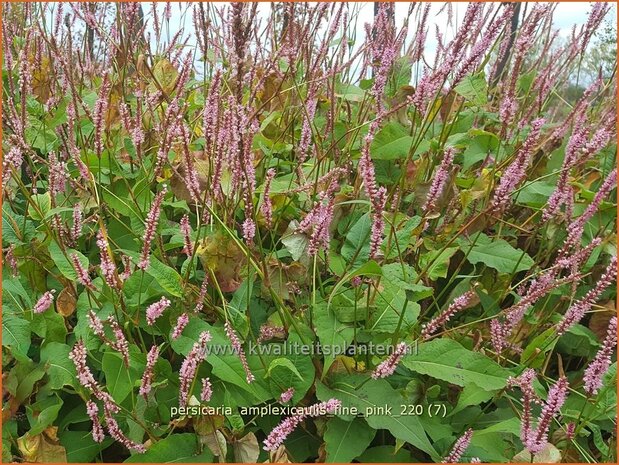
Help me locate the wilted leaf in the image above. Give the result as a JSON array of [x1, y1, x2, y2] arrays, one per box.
[[197, 231, 245, 293], [55, 287, 76, 317], [232, 432, 260, 463], [267, 445, 291, 463], [202, 430, 227, 462], [18, 427, 67, 463], [149, 58, 179, 96]]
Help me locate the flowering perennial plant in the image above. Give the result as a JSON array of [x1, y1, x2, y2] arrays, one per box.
[[1, 2, 616, 464]]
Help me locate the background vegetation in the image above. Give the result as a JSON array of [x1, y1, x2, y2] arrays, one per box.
[[2, 2, 617, 463]]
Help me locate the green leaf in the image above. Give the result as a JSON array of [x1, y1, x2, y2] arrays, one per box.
[[281, 224, 309, 262], [457, 232, 535, 273], [125, 433, 214, 463], [341, 213, 371, 265], [14, 362, 46, 403], [370, 122, 414, 160], [324, 417, 376, 463], [266, 334, 314, 404], [316, 376, 438, 459], [315, 303, 354, 374], [356, 445, 412, 463], [335, 83, 365, 102], [267, 358, 303, 381], [368, 284, 419, 334], [451, 385, 496, 416], [2, 277, 33, 314], [2, 314, 31, 357], [28, 193, 52, 221], [31, 310, 67, 344], [520, 327, 557, 368], [327, 260, 382, 311], [40, 343, 77, 389], [380, 264, 433, 300], [122, 250, 184, 297], [3, 207, 36, 246], [48, 241, 89, 281], [516, 180, 556, 205], [382, 216, 422, 259], [59, 431, 113, 463], [454, 74, 488, 105], [418, 247, 458, 280], [102, 350, 144, 404], [27, 398, 63, 436], [403, 339, 510, 391]]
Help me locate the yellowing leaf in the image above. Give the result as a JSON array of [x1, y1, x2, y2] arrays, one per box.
[[232, 432, 260, 463], [149, 58, 179, 96], [18, 427, 67, 463], [55, 287, 76, 317], [197, 231, 245, 293]]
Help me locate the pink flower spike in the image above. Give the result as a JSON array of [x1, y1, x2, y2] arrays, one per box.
[[371, 342, 408, 379], [86, 400, 105, 443], [279, 387, 294, 404], [138, 186, 167, 271], [200, 377, 213, 402], [71, 253, 94, 289], [224, 321, 255, 383], [442, 428, 473, 463], [421, 290, 475, 340], [180, 214, 193, 256], [261, 168, 276, 228], [146, 297, 171, 326], [423, 148, 456, 214], [263, 398, 341, 452], [194, 275, 209, 313], [33, 290, 56, 314], [172, 313, 190, 340], [262, 414, 306, 452], [107, 316, 129, 367], [178, 331, 212, 408], [583, 316, 617, 395], [139, 345, 160, 399]]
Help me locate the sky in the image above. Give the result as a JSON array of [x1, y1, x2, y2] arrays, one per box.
[[45, 2, 615, 79], [151, 2, 609, 61]]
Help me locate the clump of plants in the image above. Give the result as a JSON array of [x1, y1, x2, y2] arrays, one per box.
[[2, 2, 616, 463]]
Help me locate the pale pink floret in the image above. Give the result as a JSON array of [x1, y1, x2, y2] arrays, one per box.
[[200, 377, 213, 402], [525, 377, 569, 454], [224, 321, 255, 384], [583, 316, 617, 395], [178, 331, 212, 408], [442, 428, 473, 463], [421, 291, 475, 340], [139, 345, 160, 399], [423, 148, 456, 214], [146, 296, 171, 326], [261, 168, 276, 228], [509, 369, 569, 455], [86, 400, 105, 443], [557, 256, 616, 335], [33, 290, 55, 314], [72, 253, 94, 289], [180, 214, 193, 256], [371, 342, 408, 379], [138, 186, 167, 271], [107, 316, 130, 367], [172, 312, 190, 340], [279, 387, 295, 404], [263, 399, 341, 452]]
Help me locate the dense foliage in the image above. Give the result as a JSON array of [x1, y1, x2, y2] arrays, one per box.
[[2, 3, 617, 463]]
